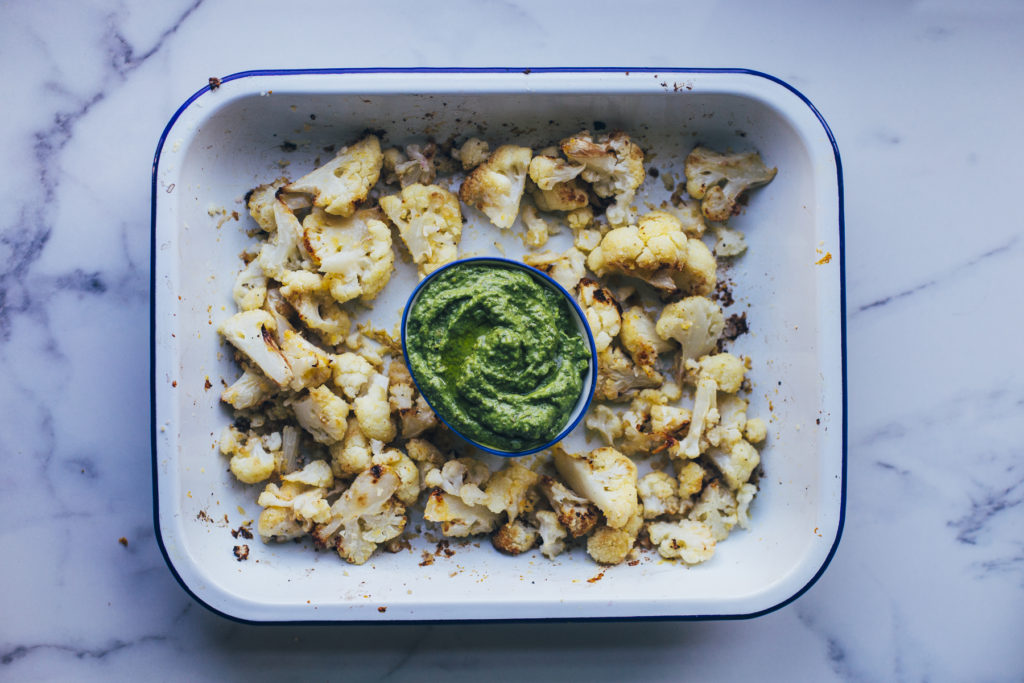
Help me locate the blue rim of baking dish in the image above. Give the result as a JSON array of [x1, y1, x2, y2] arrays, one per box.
[[399, 256, 599, 458], [150, 67, 847, 626]]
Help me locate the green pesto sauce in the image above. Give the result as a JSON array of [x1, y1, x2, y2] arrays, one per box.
[[405, 263, 591, 452]]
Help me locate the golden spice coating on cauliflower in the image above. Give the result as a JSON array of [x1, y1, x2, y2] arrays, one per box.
[[656, 296, 725, 363], [312, 465, 405, 565], [300, 208, 394, 303], [696, 352, 747, 394], [538, 475, 600, 538], [620, 306, 674, 378], [452, 137, 490, 170], [380, 183, 463, 277], [577, 278, 622, 352], [491, 519, 540, 555], [372, 447, 421, 505], [286, 134, 383, 217], [552, 446, 638, 530], [647, 519, 716, 564], [278, 328, 333, 392], [586, 507, 643, 565], [352, 372, 396, 442], [520, 203, 557, 248], [233, 258, 267, 312], [220, 425, 280, 485], [329, 416, 372, 477], [561, 130, 645, 226], [586, 211, 691, 292], [684, 146, 777, 222], [218, 310, 293, 388], [595, 345, 662, 402], [530, 177, 590, 213], [459, 144, 532, 229], [291, 385, 350, 445], [528, 155, 584, 190], [744, 417, 767, 444], [424, 488, 500, 538], [522, 246, 586, 293], [484, 462, 540, 522], [257, 505, 306, 542], [278, 270, 351, 347], [676, 460, 706, 500], [332, 352, 375, 400]]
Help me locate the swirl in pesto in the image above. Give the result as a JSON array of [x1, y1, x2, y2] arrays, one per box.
[[404, 263, 591, 452]]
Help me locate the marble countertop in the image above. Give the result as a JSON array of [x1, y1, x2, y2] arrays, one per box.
[[2, 1, 1022, 680]]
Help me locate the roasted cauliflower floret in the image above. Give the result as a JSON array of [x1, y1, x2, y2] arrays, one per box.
[[220, 425, 279, 484], [278, 328, 333, 392], [221, 366, 275, 411], [638, 471, 681, 519], [372, 447, 421, 505], [586, 211, 690, 291], [257, 505, 305, 542], [491, 519, 539, 555], [584, 404, 624, 445], [647, 519, 716, 564], [405, 437, 448, 480], [278, 270, 351, 346], [744, 417, 767, 444], [484, 463, 540, 522], [578, 278, 621, 352], [332, 352, 375, 400], [300, 208, 394, 303], [553, 447, 638, 529], [256, 462, 334, 532], [452, 137, 490, 170], [329, 416, 372, 477], [291, 385, 350, 445], [312, 465, 404, 564], [246, 177, 289, 232], [736, 482, 757, 529], [521, 246, 586, 292], [673, 237, 716, 296], [530, 178, 590, 213], [380, 183, 463, 277], [233, 258, 267, 311], [561, 130, 645, 226], [595, 345, 662, 402], [705, 393, 747, 450], [352, 372, 396, 442], [696, 352, 747, 394], [676, 461, 706, 500], [684, 146, 777, 222], [620, 306, 673, 378], [528, 155, 584, 190], [423, 457, 491, 507], [521, 203, 557, 248], [714, 225, 748, 257], [256, 198, 308, 280], [424, 488, 500, 537], [533, 510, 568, 559], [665, 197, 707, 237], [538, 475, 600, 537], [286, 134, 383, 217], [218, 310, 293, 387], [688, 480, 738, 542], [656, 296, 724, 363], [459, 145, 532, 229], [586, 507, 643, 565], [387, 360, 438, 438], [674, 375, 719, 459], [384, 143, 440, 188], [709, 438, 760, 491]]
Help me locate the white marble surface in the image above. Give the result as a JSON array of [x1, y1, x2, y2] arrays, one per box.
[[2, 0, 1022, 680]]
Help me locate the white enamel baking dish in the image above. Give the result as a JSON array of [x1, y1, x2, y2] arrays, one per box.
[[151, 68, 845, 623]]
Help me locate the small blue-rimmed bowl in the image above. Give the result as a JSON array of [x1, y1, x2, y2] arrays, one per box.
[[401, 257, 597, 457]]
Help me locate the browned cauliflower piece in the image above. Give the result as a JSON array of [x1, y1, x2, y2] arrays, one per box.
[[278, 270, 351, 346], [380, 183, 463, 277], [561, 130, 645, 226], [586, 507, 643, 565], [522, 246, 586, 292], [485, 462, 540, 522], [387, 360, 438, 438], [684, 146, 777, 221], [538, 475, 600, 537], [299, 208, 394, 303], [459, 145, 532, 229], [452, 137, 490, 170], [286, 134, 383, 217], [528, 155, 584, 190], [586, 211, 691, 292], [218, 310, 293, 388], [491, 519, 539, 555], [577, 278, 622, 352], [595, 345, 662, 402], [647, 519, 716, 564], [656, 296, 725, 363], [552, 446, 638, 530], [620, 306, 674, 378]]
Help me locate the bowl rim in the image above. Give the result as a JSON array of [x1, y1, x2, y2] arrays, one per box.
[[151, 67, 847, 625], [400, 256, 599, 457]]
